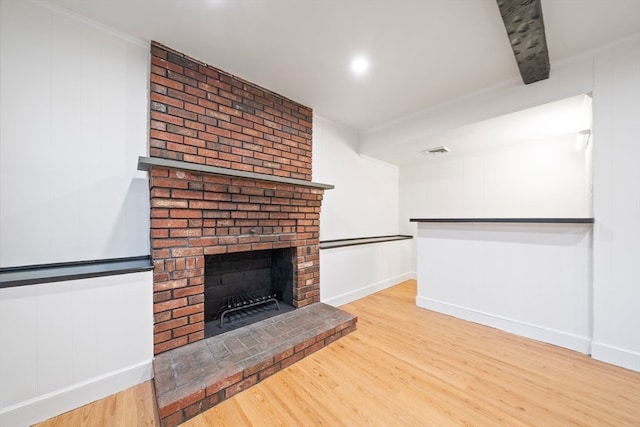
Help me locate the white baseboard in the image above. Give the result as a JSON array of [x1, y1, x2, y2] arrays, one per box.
[[591, 342, 640, 372], [323, 272, 415, 307], [416, 296, 591, 354], [0, 360, 153, 427]]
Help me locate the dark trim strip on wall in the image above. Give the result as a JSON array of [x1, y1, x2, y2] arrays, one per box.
[[319, 235, 413, 250], [409, 218, 595, 224], [0, 256, 153, 288]]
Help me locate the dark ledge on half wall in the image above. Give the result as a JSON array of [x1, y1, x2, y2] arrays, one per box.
[[319, 235, 413, 249], [410, 218, 594, 224], [138, 156, 335, 190], [0, 256, 153, 288]]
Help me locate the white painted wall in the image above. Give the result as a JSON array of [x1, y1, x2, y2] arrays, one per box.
[[400, 135, 592, 232], [0, 271, 154, 427], [0, 0, 150, 268], [399, 93, 595, 353], [591, 37, 640, 371], [0, 3, 154, 425], [320, 239, 413, 306], [313, 116, 413, 305], [399, 133, 593, 281], [313, 115, 399, 240], [416, 222, 593, 354]]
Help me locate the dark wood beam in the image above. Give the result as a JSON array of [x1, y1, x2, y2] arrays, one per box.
[[496, 0, 550, 84]]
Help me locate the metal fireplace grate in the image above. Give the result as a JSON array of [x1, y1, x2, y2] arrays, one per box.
[[216, 290, 280, 327]]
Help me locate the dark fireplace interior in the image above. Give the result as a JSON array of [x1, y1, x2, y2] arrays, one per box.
[[204, 248, 296, 337]]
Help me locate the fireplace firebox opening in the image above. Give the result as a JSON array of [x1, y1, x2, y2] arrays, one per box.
[[204, 248, 296, 337]]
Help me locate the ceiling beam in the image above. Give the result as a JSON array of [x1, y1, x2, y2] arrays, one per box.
[[496, 0, 550, 84]]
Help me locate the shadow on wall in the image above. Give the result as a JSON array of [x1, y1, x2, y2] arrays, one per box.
[[0, 177, 150, 267], [106, 177, 150, 258]]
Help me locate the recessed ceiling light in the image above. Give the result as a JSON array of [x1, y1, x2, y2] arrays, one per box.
[[350, 56, 370, 75]]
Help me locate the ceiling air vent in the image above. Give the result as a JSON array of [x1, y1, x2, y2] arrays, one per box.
[[421, 146, 450, 156]]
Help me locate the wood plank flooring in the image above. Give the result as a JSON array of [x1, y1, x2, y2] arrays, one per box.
[[36, 280, 640, 426], [34, 381, 159, 427]]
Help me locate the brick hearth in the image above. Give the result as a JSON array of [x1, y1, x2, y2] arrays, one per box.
[[154, 304, 357, 427]]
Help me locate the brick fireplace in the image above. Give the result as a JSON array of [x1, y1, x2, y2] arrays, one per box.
[[142, 42, 357, 427], [145, 41, 332, 355]]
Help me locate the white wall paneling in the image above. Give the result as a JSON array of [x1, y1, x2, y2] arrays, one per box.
[[0, 2, 154, 425], [0, 0, 150, 268], [415, 222, 593, 354], [400, 135, 592, 232], [0, 271, 154, 427], [398, 111, 593, 282], [313, 116, 412, 303], [591, 36, 640, 372], [320, 239, 414, 307], [313, 115, 399, 240]]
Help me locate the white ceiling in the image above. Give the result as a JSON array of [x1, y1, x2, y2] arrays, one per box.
[[43, 0, 639, 165]]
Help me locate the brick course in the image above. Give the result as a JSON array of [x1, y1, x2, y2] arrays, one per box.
[[149, 42, 312, 181]]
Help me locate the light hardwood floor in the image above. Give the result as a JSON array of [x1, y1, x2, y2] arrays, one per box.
[[34, 380, 159, 427], [37, 280, 640, 426]]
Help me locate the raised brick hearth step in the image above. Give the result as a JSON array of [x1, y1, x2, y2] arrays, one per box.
[[153, 303, 357, 427]]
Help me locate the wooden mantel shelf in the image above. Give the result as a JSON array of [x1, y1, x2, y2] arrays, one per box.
[[410, 218, 594, 224]]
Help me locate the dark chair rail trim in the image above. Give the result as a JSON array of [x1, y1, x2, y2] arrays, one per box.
[[0, 256, 153, 288], [410, 218, 594, 224], [319, 235, 413, 250]]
